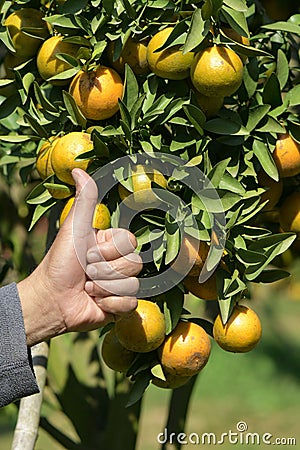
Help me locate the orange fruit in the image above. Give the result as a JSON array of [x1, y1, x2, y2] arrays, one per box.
[[101, 326, 136, 372], [272, 133, 300, 178], [36, 136, 59, 179], [59, 196, 111, 229], [5, 8, 50, 58], [107, 37, 149, 75], [190, 45, 244, 97], [115, 299, 166, 353], [152, 372, 191, 389], [171, 235, 210, 277], [157, 321, 211, 377], [194, 90, 224, 118], [213, 304, 262, 353], [3, 52, 27, 78], [69, 65, 124, 120], [118, 164, 167, 210], [147, 27, 194, 80], [257, 171, 283, 211], [279, 191, 300, 235], [51, 132, 93, 185], [37, 35, 80, 85], [222, 27, 250, 63], [183, 273, 218, 300]]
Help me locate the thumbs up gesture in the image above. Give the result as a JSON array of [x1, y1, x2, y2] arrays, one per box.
[[17, 169, 142, 347]]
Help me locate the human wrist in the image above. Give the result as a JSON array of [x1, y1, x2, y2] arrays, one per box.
[[17, 270, 66, 346]]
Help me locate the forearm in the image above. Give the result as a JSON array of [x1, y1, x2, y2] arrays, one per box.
[[0, 283, 39, 407]]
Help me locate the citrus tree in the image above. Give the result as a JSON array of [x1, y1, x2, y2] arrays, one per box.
[[1, 0, 300, 448]]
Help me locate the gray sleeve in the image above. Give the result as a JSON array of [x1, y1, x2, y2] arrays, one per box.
[[0, 283, 39, 407]]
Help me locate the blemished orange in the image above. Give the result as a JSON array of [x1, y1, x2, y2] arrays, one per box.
[[152, 372, 191, 389], [118, 164, 167, 210], [107, 37, 149, 75], [272, 133, 300, 178], [213, 304, 262, 353], [51, 132, 93, 185], [37, 35, 80, 85], [115, 300, 166, 353], [183, 273, 218, 300], [257, 170, 283, 211], [69, 66, 124, 120], [157, 321, 211, 377], [101, 327, 136, 372], [59, 196, 111, 229], [190, 45, 244, 97], [171, 235, 210, 277], [279, 191, 300, 235], [147, 27, 194, 80], [5, 8, 49, 58]]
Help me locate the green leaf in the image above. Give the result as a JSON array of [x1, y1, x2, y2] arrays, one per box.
[[23, 114, 48, 138], [218, 296, 236, 324], [123, 64, 139, 112], [164, 288, 184, 335], [221, 6, 249, 36], [223, 0, 248, 12], [48, 67, 79, 82], [118, 98, 132, 131], [286, 85, 300, 107], [276, 49, 289, 90], [256, 116, 285, 134], [154, 21, 187, 52], [252, 139, 279, 180], [165, 227, 180, 265], [126, 370, 152, 408], [253, 269, 290, 284], [33, 82, 58, 113], [245, 233, 296, 281], [0, 94, 21, 120], [29, 199, 57, 231], [204, 118, 248, 135], [245, 105, 270, 132], [208, 158, 231, 188], [262, 73, 282, 108], [288, 121, 300, 144], [63, 90, 87, 128], [183, 104, 205, 135], [262, 21, 300, 35], [183, 9, 207, 53]]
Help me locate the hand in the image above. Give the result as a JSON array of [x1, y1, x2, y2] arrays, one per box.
[[17, 169, 142, 346]]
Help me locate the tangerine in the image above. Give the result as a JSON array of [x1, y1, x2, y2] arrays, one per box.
[[183, 273, 218, 300], [107, 37, 149, 75], [190, 45, 244, 97], [101, 326, 136, 372], [118, 164, 167, 210], [147, 27, 194, 80], [5, 8, 49, 58], [157, 321, 211, 377], [51, 132, 93, 185], [69, 65, 124, 120], [171, 235, 210, 277], [272, 133, 300, 178], [279, 191, 300, 235], [213, 304, 262, 353], [59, 196, 111, 229], [37, 35, 80, 85], [115, 299, 166, 353], [257, 170, 283, 211]]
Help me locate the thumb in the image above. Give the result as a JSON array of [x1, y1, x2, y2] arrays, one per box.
[[67, 168, 98, 267]]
